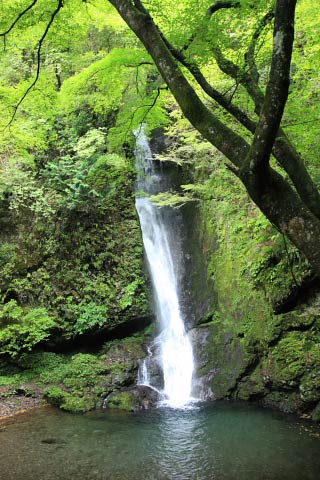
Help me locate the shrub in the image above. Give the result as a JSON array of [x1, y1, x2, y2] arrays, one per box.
[[0, 307, 57, 357]]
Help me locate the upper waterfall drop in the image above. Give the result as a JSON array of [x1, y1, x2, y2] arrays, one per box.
[[134, 125, 195, 408]]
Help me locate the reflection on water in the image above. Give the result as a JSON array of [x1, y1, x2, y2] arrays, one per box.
[[1, 402, 320, 480], [156, 406, 210, 479]]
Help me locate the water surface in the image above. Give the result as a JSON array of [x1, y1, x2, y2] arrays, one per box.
[[1, 402, 320, 480]]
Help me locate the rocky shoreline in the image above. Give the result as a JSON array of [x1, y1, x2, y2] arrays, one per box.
[[0, 386, 46, 421]]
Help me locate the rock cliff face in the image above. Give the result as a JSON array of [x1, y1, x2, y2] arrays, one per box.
[[1, 126, 319, 420], [0, 130, 153, 413], [136, 128, 320, 422], [190, 186, 320, 422]]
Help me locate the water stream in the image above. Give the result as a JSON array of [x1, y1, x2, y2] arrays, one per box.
[[1, 403, 320, 480], [134, 126, 194, 407]]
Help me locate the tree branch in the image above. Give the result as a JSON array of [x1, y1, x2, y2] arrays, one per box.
[[6, 0, 64, 127], [204, 5, 320, 218], [207, 1, 241, 17], [0, 0, 39, 50], [124, 86, 167, 140], [244, 10, 275, 85], [109, 0, 250, 168], [241, 0, 297, 178], [182, 0, 240, 51], [102, 0, 320, 273], [159, 33, 257, 132]]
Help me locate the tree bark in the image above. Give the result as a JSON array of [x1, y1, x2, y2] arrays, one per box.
[[212, 40, 320, 220], [241, 0, 296, 177], [109, 0, 320, 275]]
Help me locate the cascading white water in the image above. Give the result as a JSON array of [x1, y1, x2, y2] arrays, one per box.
[[135, 126, 194, 408]]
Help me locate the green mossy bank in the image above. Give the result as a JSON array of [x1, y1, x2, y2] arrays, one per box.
[[0, 127, 319, 420], [189, 144, 320, 422], [0, 123, 153, 413]]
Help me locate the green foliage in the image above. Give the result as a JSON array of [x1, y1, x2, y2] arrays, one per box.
[[18, 351, 70, 383], [150, 191, 195, 209], [60, 393, 96, 413], [107, 391, 135, 411], [0, 246, 18, 288], [0, 300, 23, 326], [58, 47, 168, 152], [44, 384, 97, 413], [43, 386, 66, 407], [0, 161, 56, 219], [62, 353, 107, 391], [42, 353, 110, 412], [0, 305, 57, 357], [0, 94, 148, 340], [73, 303, 108, 334], [119, 279, 145, 310], [0, 0, 317, 411], [263, 331, 320, 387]]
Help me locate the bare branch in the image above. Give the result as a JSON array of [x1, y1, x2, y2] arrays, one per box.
[[124, 86, 167, 141], [207, 1, 240, 17], [6, 0, 64, 127], [0, 0, 39, 50], [159, 33, 257, 132], [244, 10, 275, 85], [132, 61, 154, 95], [182, 0, 240, 51]]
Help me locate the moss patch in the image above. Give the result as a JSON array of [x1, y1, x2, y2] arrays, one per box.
[[0, 330, 150, 414], [106, 391, 135, 411]]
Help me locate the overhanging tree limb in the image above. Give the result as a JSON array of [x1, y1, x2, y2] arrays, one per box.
[[2, 0, 320, 273], [6, 0, 64, 126], [159, 32, 257, 132], [0, 0, 39, 50], [109, 0, 320, 274], [177, 1, 320, 219], [207, 1, 240, 16], [241, 0, 297, 177], [244, 10, 275, 85], [108, 0, 250, 167]]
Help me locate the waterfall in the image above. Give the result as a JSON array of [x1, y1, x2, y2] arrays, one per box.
[[135, 126, 195, 408]]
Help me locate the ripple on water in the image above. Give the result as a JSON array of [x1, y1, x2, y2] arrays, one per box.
[[0, 402, 320, 480]]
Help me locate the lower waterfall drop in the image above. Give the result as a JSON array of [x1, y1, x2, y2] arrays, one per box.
[[135, 126, 195, 408]]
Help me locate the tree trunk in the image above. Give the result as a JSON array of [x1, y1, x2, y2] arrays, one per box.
[[109, 0, 320, 275], [241, 168, 320, 273]]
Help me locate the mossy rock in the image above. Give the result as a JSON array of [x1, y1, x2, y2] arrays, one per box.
[[263, 391, 303, 414], [299, 369, 320, 403], [262, 332, 309, 388], [311, 402, 320, 422], [60, 394, 96, 413], [106, 391, 136, 411], [236, 366, 266, 400], [63, 353, 107, 390], [44, 386, 67, 407], [44, 386, 96, 413], [102, 338, 146, 386], [280, 311, 317, 331], [106, 386, 159, 411]]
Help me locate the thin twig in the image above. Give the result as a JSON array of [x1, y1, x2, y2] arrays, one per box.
[[282, 233, 300, 288], [0, 0, 39, 50], [283, 118, 320, 128], [6, 0, 64, 127], [124, 86, 167, 141]]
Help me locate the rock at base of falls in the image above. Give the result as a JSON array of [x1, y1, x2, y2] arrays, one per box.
[[105, 385, 160, 412]]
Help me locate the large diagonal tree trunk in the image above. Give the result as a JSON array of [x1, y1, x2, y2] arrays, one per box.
[[109, 0, 320, 275]]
